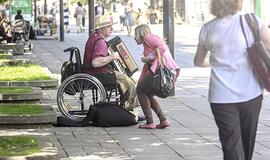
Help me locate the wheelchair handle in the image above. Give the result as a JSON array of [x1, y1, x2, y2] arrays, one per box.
[[64, 46, 80, 52], [64, 47, 82, 71], [64, 47, 74, 52]]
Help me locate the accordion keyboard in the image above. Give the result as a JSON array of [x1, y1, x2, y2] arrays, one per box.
[[108, 47, 127, 75], [107, 36, 138, 77]]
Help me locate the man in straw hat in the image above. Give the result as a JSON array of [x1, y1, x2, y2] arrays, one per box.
[[82, 15, 141, 118]]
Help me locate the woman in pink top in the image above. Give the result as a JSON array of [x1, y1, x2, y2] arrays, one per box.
[[134, 24, 180, 129]]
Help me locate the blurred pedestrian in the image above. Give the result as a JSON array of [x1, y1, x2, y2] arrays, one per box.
[[194, 0, 270, 159], [0, 11, 11, 42], [15, 10, 23, 20], [95, 1, 104, 20], [124, 2, 134, 36], [115, 1, 125, 31], [134, 24, 180, 129], [50, 2, 57, 22], [82, 4, 86, 31], [63, 3, 70, 33], [74, 2, 85, 33]]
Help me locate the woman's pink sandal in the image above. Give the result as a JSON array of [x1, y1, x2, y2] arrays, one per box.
[[156, 120, 171, 129], [138, 123, 156, 129]]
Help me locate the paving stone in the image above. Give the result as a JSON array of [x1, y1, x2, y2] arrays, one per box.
[[131, 155, 184, 160]]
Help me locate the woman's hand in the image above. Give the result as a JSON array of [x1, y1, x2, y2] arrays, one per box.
[[173, 69, 180, 83], [141, 56, 150, 63], [141, 52, 156, 63]]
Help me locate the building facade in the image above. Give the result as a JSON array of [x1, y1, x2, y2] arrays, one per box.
[[181, 0, 269, 25]]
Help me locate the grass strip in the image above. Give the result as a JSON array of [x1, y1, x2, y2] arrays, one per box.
[[0, 64, 51, 81], [0, 135, 40, 156], [0, 54, 11, 59], [0, 59, 10, 63], [0, 104, 45, 115], [0, 87, 32, 94]]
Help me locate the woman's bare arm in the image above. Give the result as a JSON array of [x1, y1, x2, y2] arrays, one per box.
[[194, 44, 209, 67]]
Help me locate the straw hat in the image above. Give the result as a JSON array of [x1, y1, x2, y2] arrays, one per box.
[[94, 15, 117, 30]]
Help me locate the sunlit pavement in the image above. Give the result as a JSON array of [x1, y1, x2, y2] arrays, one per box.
[[3, 23, 270, 160]]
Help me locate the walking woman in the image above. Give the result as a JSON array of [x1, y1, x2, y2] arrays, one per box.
[[74, 2, 84, 33], [63, 3, 70, 33], [134, 24, 180, 129], [194, 0, 270, 159], [124, 2, 134, 36]]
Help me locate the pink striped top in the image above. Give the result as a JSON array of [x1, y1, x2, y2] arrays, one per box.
[[139, 33, 180, 81]]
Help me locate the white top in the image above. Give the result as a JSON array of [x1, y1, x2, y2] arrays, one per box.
[[199, 12, 263, 103]]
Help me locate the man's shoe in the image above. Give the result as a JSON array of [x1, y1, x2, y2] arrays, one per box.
[[156, 120, 171, 129], [138, 115, 146, 121], [138, 123, 156, 129]]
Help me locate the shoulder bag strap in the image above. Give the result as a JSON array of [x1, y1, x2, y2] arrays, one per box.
[[156, 48, 164, 66], [245, 13, 260, 41], [240, 13, 261, 47], [240, 15, 249, 47]]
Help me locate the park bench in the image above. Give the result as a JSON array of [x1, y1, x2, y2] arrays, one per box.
[[0, 42, 24, 55]]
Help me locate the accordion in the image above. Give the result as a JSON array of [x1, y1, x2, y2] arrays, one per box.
[[107, 36, 138, 77]]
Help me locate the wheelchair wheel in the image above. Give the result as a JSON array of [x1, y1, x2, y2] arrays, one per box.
[[57, 73, 106, 122]]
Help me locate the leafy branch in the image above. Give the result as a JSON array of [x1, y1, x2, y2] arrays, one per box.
[[0, 0, 9, 4]]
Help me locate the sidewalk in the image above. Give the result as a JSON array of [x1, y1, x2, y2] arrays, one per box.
[[9, 24, 270, 160]]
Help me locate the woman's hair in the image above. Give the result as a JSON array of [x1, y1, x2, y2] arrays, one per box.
[[210, 0, 243, 18], [134, 24, 151, 42]]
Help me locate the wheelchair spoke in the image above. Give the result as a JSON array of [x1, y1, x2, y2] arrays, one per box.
[[64, 84, 76, 95]]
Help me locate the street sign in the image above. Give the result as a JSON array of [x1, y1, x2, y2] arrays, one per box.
[[10, 0, 32, 21]]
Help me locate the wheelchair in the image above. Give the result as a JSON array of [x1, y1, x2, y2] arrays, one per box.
[[57, 47, 121, 123]]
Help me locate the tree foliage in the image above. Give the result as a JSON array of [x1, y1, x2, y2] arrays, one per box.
[[0, 0, 9, 4]]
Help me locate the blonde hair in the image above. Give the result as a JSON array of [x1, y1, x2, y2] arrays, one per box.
[[210, 0, 243, 18], [134, 24, 151, 43]]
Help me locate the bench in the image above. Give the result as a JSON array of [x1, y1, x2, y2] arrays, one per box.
[[0, 42, 24, 55]]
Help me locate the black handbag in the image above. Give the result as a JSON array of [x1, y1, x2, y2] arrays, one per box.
[[153, 49, 176, 98], [91, 102, 137, 127]]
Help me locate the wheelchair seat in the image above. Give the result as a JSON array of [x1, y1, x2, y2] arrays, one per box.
[[93, 73, 116, 86], [92, 73, 119, 103]]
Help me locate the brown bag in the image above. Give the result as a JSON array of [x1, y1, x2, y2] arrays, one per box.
[[240, 13, 270, 91]]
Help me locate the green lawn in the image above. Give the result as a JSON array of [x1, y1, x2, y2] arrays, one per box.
[[0, 53, 12, 59], [0, 136, 40, 156], [0, 87, 33, 94], [0, 64, 51, 81], [0, 53, 12, 63], [0, 104, 45, 115]]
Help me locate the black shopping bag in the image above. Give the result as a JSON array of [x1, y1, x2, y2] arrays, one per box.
[[92, 102, 137, 127]]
